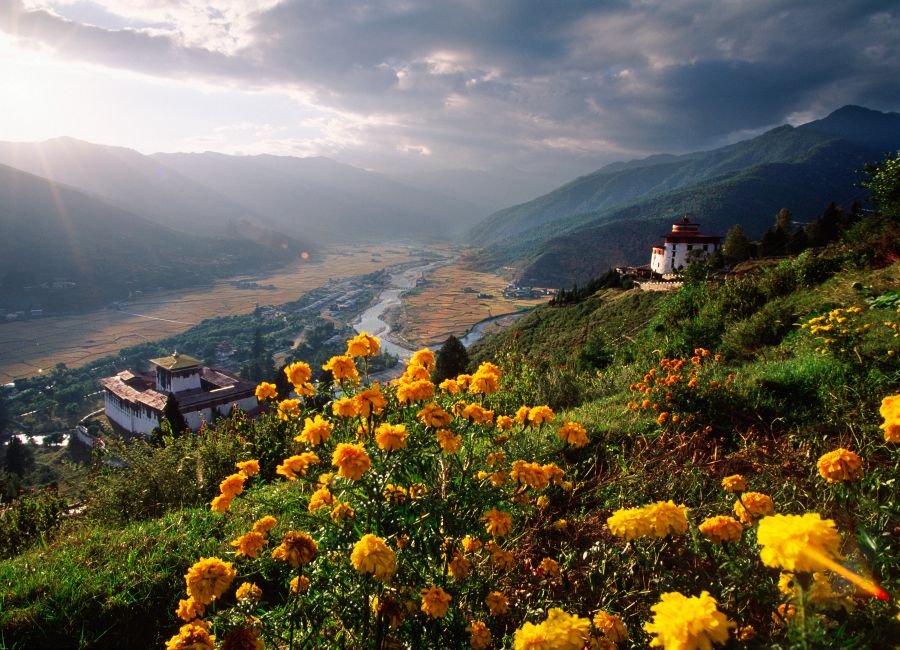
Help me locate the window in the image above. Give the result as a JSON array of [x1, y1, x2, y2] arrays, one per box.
[[702, 244, 708, 251], [687, 244, 693, 251]]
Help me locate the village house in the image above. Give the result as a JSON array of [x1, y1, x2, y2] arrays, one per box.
[[650, 216, 721, 275], [100, 352, 258, 437]]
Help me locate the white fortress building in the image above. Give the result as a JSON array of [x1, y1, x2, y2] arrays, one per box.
[[100, 352, 258, 437], [650, 216, 721, 275]]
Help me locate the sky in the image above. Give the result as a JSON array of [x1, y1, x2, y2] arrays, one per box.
[[0, 0, 898, 181]]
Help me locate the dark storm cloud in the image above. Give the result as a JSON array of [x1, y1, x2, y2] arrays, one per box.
[[1, 0, 898, 172]]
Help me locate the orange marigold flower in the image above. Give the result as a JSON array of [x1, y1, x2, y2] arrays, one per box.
[[462, 402, 494, 424], [879, 394, 900, 442], [462, 535, 482, 553], [528, 405, 555, 426], [235, 459, 259, 478], [513, 609, 590, 650], [657, 411, 669, 425], [410, 348, 436, 371], [176, 596, 204, 622], [436, 428, 462, 453], [330, 500, 355, 524], [383, 483, 408, 503], [271, 531, 318, 567], [332, 443, 371, 480], [467, 621, 492, 650], [332, 397, 359, 418], [733, 492, 774, 524], [557, 421, 589, 447], [420, 586, 452, 618], [296, 414, 334, 446], [496, 415, 513, 430], [375, 422, 408, 451], [485, 591, 508, 616], [290, 575, 309, 593], [593, 610, 628, 643], [448, 549, 471, 580], [439, 378, 461, 394], [210, 494, 233, 513], [514, 405, 530, 424], [323, 355, 360, 383], [355, 385, 387, 417], [185, 557, 236, 606], [308, 485, 334, 512], [698, 516, 744, 545], [220, 626, 263, 650], [165, 621, 215, 650], [234, 581, 262, 602], [219, 473, 246, 500], [252, 515, 277, 534], [284, 361, 312, 387], [396, 378, 435, 403], [347, 332, 380, 357], [277, 398, 301, 421], [231, 531, 267, 559], [482, 508, 513, 537], [721, 474, 747, 492], [350, 534, 397, 581], [254, 382, 277, 401], [538, 557, 560, 577], [417, 402, 453, 428], [470, 362, 501, 395], [403, 363, 432, 381], [276, 452, 320, 481], [510, 460, 549, 491], [817, 448, 863, 483]]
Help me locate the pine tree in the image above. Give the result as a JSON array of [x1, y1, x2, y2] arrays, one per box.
[[434, 335, 470, 384], [162, 393, 188, 436], [3, 437, 31, 477], [722, 224, 753, 264]]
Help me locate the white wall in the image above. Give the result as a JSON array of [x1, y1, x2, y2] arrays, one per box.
[[103, 392, 160, 437]]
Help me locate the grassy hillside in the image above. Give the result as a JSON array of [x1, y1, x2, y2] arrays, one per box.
[[1, 217, 898, 648]]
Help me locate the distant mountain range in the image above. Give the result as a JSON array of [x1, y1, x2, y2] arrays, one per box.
[[466, 105, 900, 287]]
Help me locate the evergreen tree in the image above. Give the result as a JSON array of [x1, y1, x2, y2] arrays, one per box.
[[434, 335, 470, 384], [759, 227, 787, 257], [787, 227, 809, 255], [3, 437, 31, 477], [722, 224, 753, 264], [0, 389, 7, 435], [776, 207, 793, 232], [162, 393, 188, 436], [274, 363, 292, 400]]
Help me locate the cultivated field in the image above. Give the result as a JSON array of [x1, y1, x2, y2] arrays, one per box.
[[394, 260, 548, 347], [0, 246, 414, 382]]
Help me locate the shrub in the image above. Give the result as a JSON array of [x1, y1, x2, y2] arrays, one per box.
[[0, 488, 68, 558]]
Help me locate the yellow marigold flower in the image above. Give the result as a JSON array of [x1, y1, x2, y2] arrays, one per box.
[[396, 378, 435, 403], [210, 494, 233, 513], [557, 421, 589, 447], [420, 586, 452, 619], [375, 422, 408, 451], [219, 473, 246, 500], [757, 513, 842, 572], [332, 397, 359, 418], [552, 519, 568, 530], [496, 415, 513, 430], [318, 472, 334, 486], [514, 405, 530, 424], [491, 547, 515, 570], [235, 459, 260, 478], [513, 609, 591, 650], [252, 515, 277, 534], [462, 535, 482, 553], [817, 448, 863, 483], [277, 398, 301, 421], [486, 451, 506, 467], [698, 516, 743, 545], [733, 492, 774, 524], [220, 626, 263, 650], [276, 452, 320, 480], [536, 495, 550, 509], [254, 382, 277, 401], [383, 483, 408, 503], [542, 463, 564, 485], [410, 348, 436, 371], [720, 474, 747, 492], [436, 428, 462, 453], [185, 557, 236, 606], [482, 508, 513, 537], [294, 381, 315, 397], [403, 363, 432, 381], [607, 507, 649, 540], [355, 385, 387, 417], [737, 625, 756, 641], [322, 355, 360, 382], [455, 373, 473, 389], [409, 482, 428, 498], [528, 405, 555, 426], [235, 581, 262, 602], [880, 394, 900, 442], [510, 460, 549, 491], [331, 500, 355, 524], [417, 402, 453, 428], [290, 575, 309, 593], [467, 621, 492, 650], [271, 531, 318, 568], [296, 414, 334, 446], [165, 621, 215, 650], [176, 596, 204, 622], [308, 485, 334, 512], [285, 361, 312, 387], [485, 591, 508, 616], [231, 531, 267, 559], [538, 557, 560, 577], [332, 443, 371, 480], [643, 501, 689, 537], [351, 534, 397, 581], [470, 362, 501, 394], [593, 610, 628, 643], [439, 378, 461, 394], [462, 402, 494, 424], [644, 591, 735, 650], [448, 549, 471, 580], [347, 332, 380, 357]]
